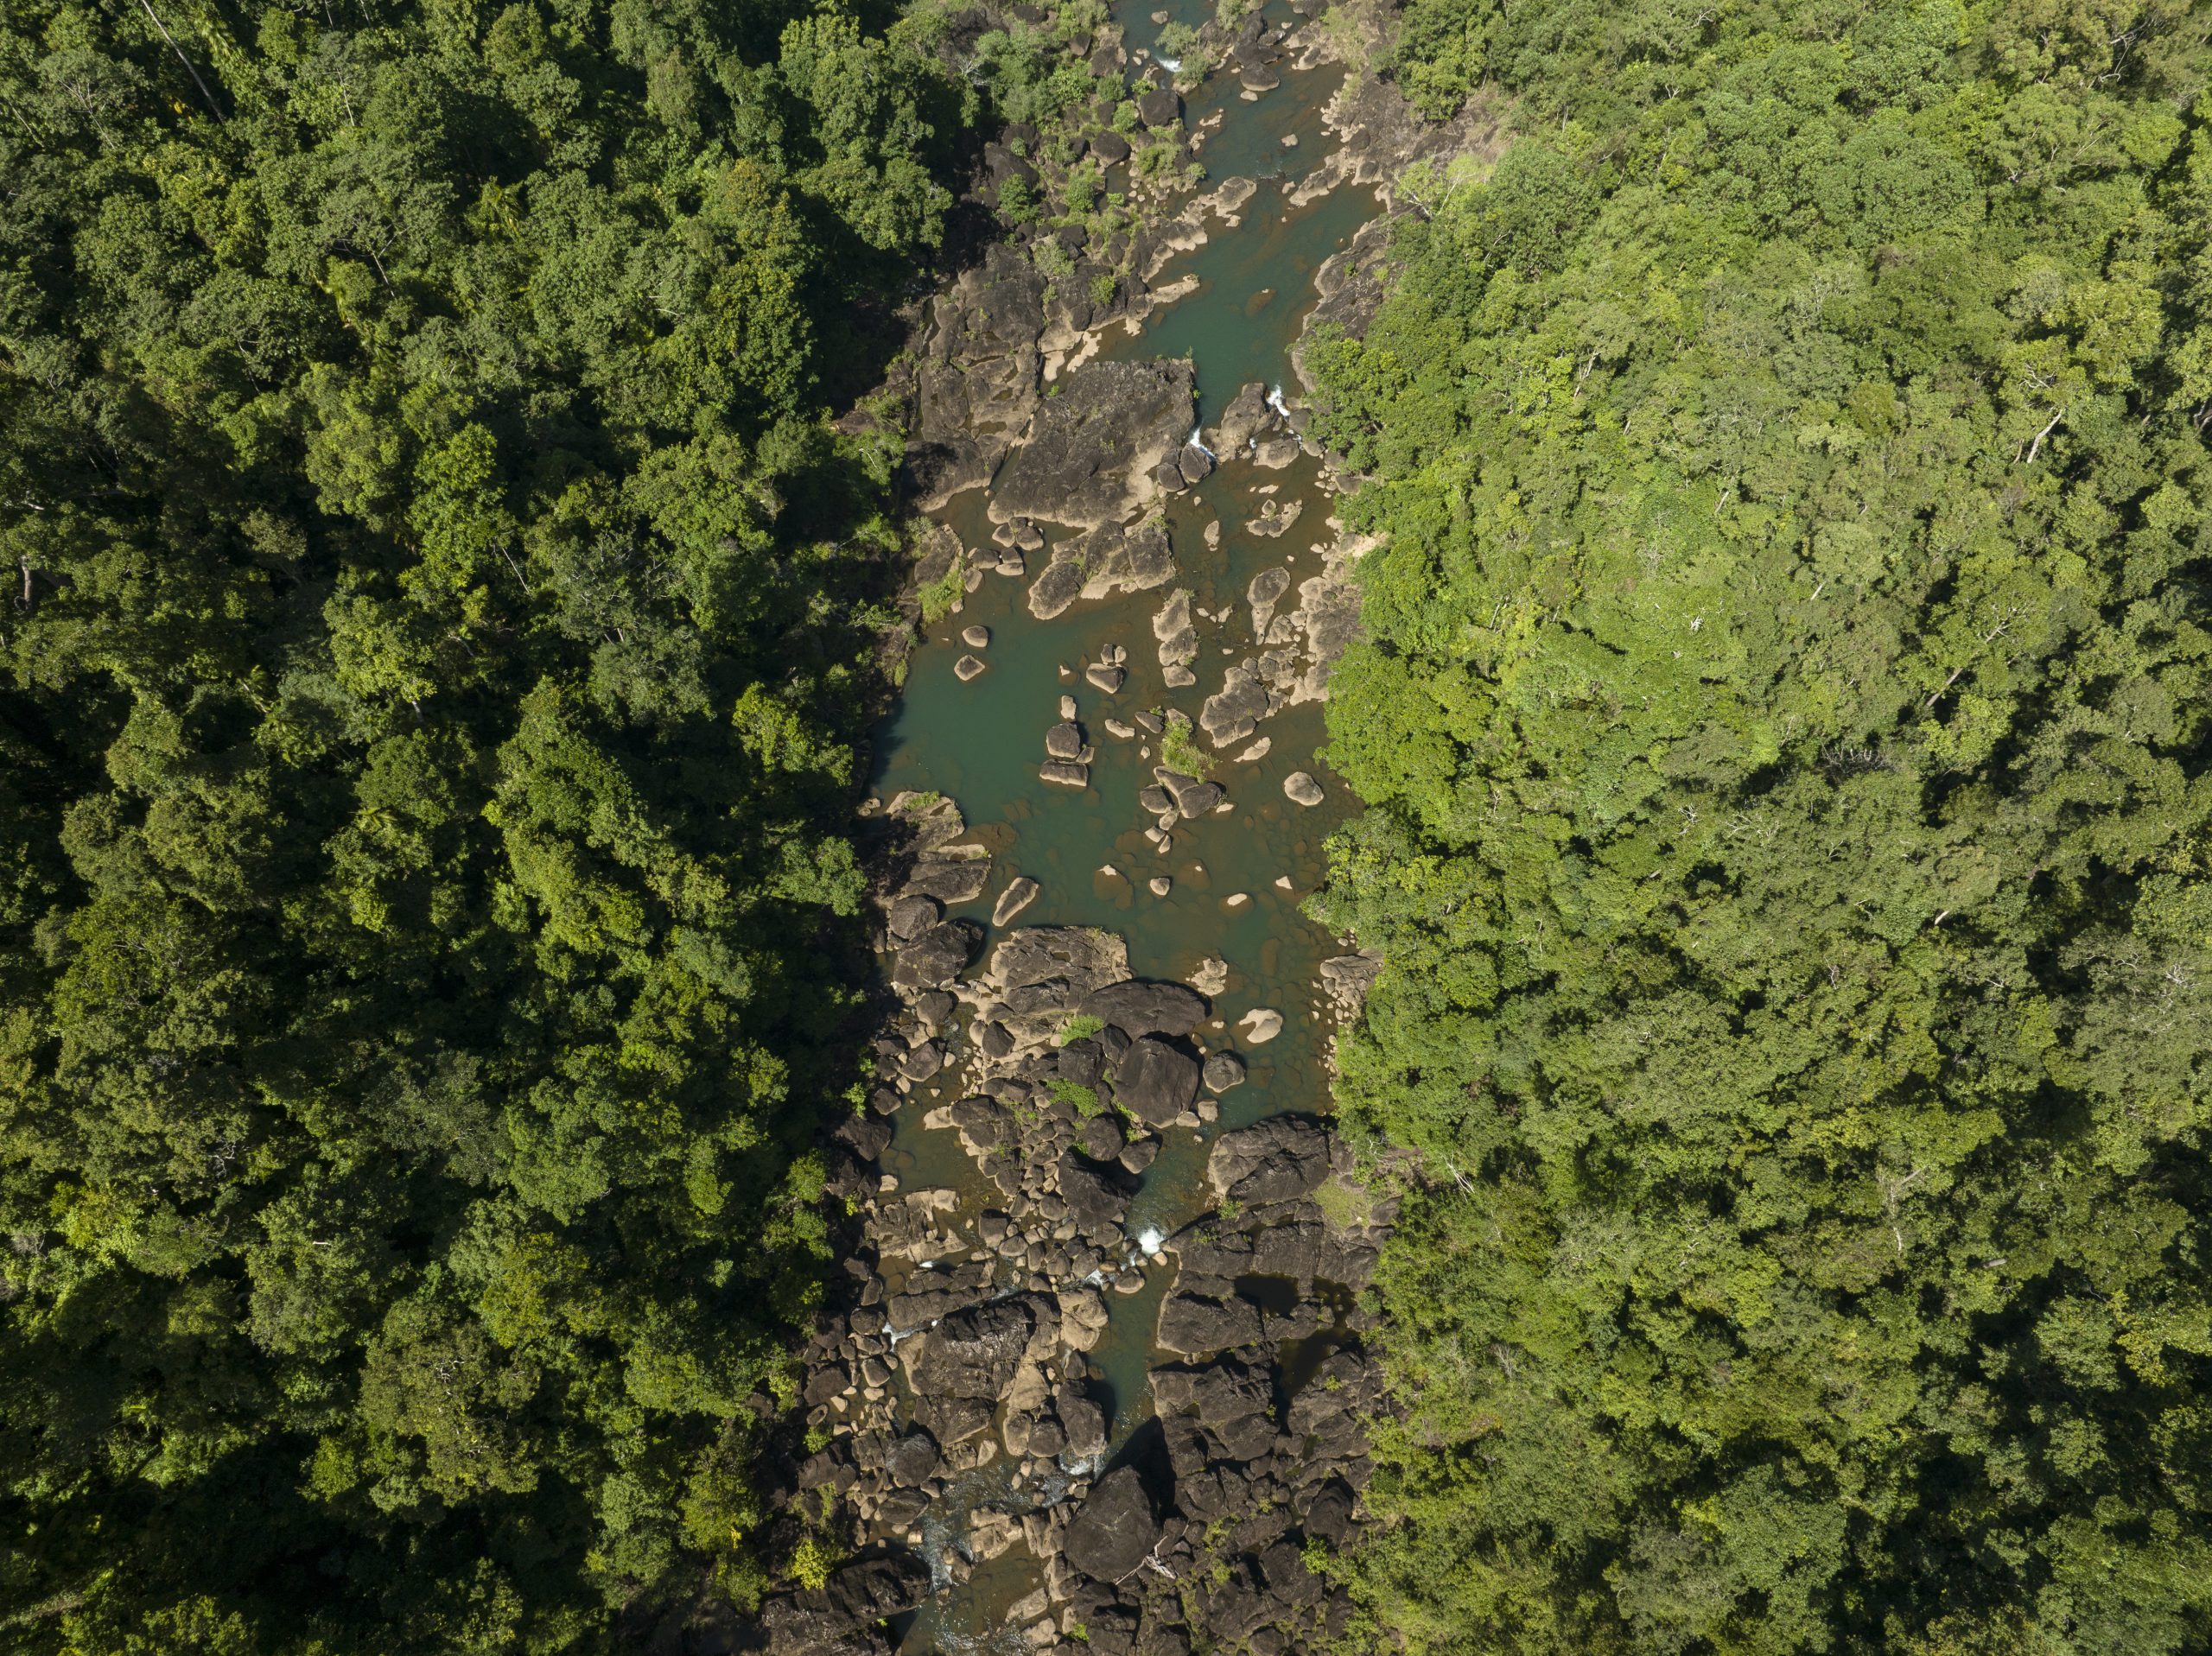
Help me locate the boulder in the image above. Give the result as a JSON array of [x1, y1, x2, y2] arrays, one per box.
[[1135, 86, 1180, 128], [762, 1551, 931, 1653], [1208, 1117, 1332, 1205], [993, 359, 1194, 530], [892, 921, 978, 989], [1063, 1466, 1161, 1581], [956, 654, 987, 682], [1202, 1051, 1247, 1093], [1283, 771, 1325, 807], [1057, 1038, 1106, 1088], [1152, 588, 1198, 672], [915, 1297, 1039, 1403], [903, 855, 992, 905], [1215, 382, 1273, 452], [1058, 1149, 1134, 1224], [1040, 760, 1091, 788], [1200, 668, 1271, 746], [1155, 1292, 1263, 1355], [992, 876, 1041, 927], [1320, 951, 1382, 1010], [887, 893, 942, 942], [1058, 1392, 1109, 1458], [1087, 662, 1127, 694], [1155, 770, 1223, 815], [885, 1432, 942, 1488], [1046, 721, 1086, 759], [1080, 979, 1209, 1037], [1029, 553, 1090, 619], [836, 1111, 893, 1162], [1239, 1006, 1284, 1044], [989, 927, 1129, 996], [1248, 566, 1292, 612], [1113, 1036, 1201, 1126], [1074, 1108, 1127, 1163]]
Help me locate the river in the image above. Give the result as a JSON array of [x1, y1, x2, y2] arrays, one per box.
[[851, 1, 1385, 1647]]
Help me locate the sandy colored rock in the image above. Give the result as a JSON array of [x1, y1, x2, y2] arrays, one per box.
[[1239, 1006, 1284, 1043], [992, 877, 1041, 927]]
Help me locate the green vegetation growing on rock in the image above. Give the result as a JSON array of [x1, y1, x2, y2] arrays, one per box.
[[1314, 3, 2212, 1651]]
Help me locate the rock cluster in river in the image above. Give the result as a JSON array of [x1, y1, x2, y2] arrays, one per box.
[[754, 777, 1395, 1656]]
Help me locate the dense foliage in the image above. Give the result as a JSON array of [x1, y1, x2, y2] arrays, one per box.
[[0, 0, 1006, 1648], [1313, 2, 2212, 1650]]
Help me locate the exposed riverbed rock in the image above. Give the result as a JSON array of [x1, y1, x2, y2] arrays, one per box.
[[1238, 1006, 1284, 1044], [1063, 1466, 1163, 1582], [1079, 978, 1209, 1037], [887, 893, 941, 942], [1028, 518, 1177, 619], [913, 1295, 1041, 1410], [1248, 565, 1292, 637], [1200, 666, 1273, 747], [1320, 950, 1384, 1014], [1209, 1116, 1332, 1206], [1202, 1051, 1247, 1093], [1155, 1291, 1264, 1356], [762, 1551, 931, 1654], [991, 358, 1195, 530], [1113, 1036, 1201, 1126], [992, 876, 1042, 926], [892, 920, 980, 989], [905, 244, 1047, 508], [980, 926, 1134, 1051]]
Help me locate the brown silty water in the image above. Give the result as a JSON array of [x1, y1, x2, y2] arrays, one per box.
[[834, 3, 1389, 1649]]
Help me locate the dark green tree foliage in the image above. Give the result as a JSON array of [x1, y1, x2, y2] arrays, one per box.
[[0, 0, 974, 1648], [1313, 2, 2212, 1650]]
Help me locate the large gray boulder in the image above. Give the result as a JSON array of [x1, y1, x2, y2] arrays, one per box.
[[1080, 979, 1208, 1038], [892, 920, 978, 989], [1208, 1117, 1332, 1205], [992, 359, 1195, 530], [1113, 1036, 1200, 1126], [1155, 1293, 1263, 1355], [914, 1297, 1037, 1401], [1063, 1466, 1161, 1581], [1058, 1149, 1134, 1224], [761, 1551, 931, 1653]]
